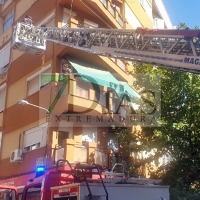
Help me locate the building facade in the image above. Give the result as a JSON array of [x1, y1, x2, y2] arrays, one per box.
[[0, 0, 172, 185]]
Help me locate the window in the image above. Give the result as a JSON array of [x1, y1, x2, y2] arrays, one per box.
[[0, 42, 11, 73], [62, 8, 77, 28], [76, 77, 89, 99], [112, 99, 116, 112], [107, 132, 118, 152], [0, 0, 8, 5], [23, 123, 48, 152], [27, 64, 52, 96], [58, 131, 69, 147], [82, 127, 97, 143], [112, 0, 122, 13], [95, 86, 106, 107], [84, 19, 98, 28], [153, 18, 165, 29], [3, 9, 14, 32], [0, 84, 6, 112], [58, 121, 73, 139]]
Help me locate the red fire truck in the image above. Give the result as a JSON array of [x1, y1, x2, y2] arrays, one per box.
[[0, 160, 169, 200]]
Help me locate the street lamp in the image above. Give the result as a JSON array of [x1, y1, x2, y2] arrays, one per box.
[[18, 100, 50, 121], [18, 100, 50, 113]]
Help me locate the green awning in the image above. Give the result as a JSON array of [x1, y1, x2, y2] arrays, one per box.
[[119, 81, 140, 99], [69, 60, 119, 89], [68, 60, 140, 100]]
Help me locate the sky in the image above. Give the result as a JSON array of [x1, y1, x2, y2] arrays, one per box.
[[162, 0, 200, 29]]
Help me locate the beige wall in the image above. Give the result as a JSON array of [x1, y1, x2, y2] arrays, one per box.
[[1, 130, 21, 159], [126, 0, 153, 28], [15, 0, 36, 21], [1, 118, 46, 159], [12, 50, 24, 62], [6, 59, 52, 108], [6, 78, 27, 108]]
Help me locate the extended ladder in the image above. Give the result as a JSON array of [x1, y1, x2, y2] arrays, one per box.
[[12, 23, 200, 73]]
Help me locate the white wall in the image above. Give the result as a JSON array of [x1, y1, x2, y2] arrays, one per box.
[[154, 0, 173, 29]]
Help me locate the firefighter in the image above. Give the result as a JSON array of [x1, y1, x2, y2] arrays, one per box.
[[62, 63, 72, 74], [20, 15, 33, 40], [22, 15, 33, 25]]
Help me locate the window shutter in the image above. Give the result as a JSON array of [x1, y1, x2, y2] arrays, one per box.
[[76, 78, 89, 99], [27, 64, 51, 96], [0, 87, 6, 112], [2, 43, 11, 68], [24, 124, 48, 149], [27, 75, 39, 96], [24, 129, 42, 148], [40, 67, 52, 86]]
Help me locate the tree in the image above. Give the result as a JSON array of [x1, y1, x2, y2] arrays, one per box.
[[116, 25, 200, 197]]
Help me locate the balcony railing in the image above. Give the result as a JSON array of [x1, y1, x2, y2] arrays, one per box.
[[100, 0, 107, 7], [74, 146, 87, 163], [99, 0, 124, 27], [95, 149, 108, 167], [110, 5, 115, 16], [117, 14, 124, 27], [118, 60, 125, 71]]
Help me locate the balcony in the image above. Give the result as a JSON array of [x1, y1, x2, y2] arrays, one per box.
[[74, 145, 87, 163], [53, 138, 108, 166], [95, 149, 108, 167], [98, 0, 125, 28], [100, 0, 107, 7]]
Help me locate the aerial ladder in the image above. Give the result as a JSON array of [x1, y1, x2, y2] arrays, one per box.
[[12, 23, 200, 73]]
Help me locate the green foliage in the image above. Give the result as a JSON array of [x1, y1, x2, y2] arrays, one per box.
[[116, 23, 200, 197], [117, 62, 200, 196], [170, 188, 200, 200]]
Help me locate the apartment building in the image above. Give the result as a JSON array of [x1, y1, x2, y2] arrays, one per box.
[[0, 0, 172, 185]]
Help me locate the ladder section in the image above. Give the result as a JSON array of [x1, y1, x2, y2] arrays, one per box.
[[75, 163, 108, 200], [13, 23, 200, 73]]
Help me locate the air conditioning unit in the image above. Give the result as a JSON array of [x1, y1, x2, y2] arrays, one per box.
[[10, 149, 23, 163]]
